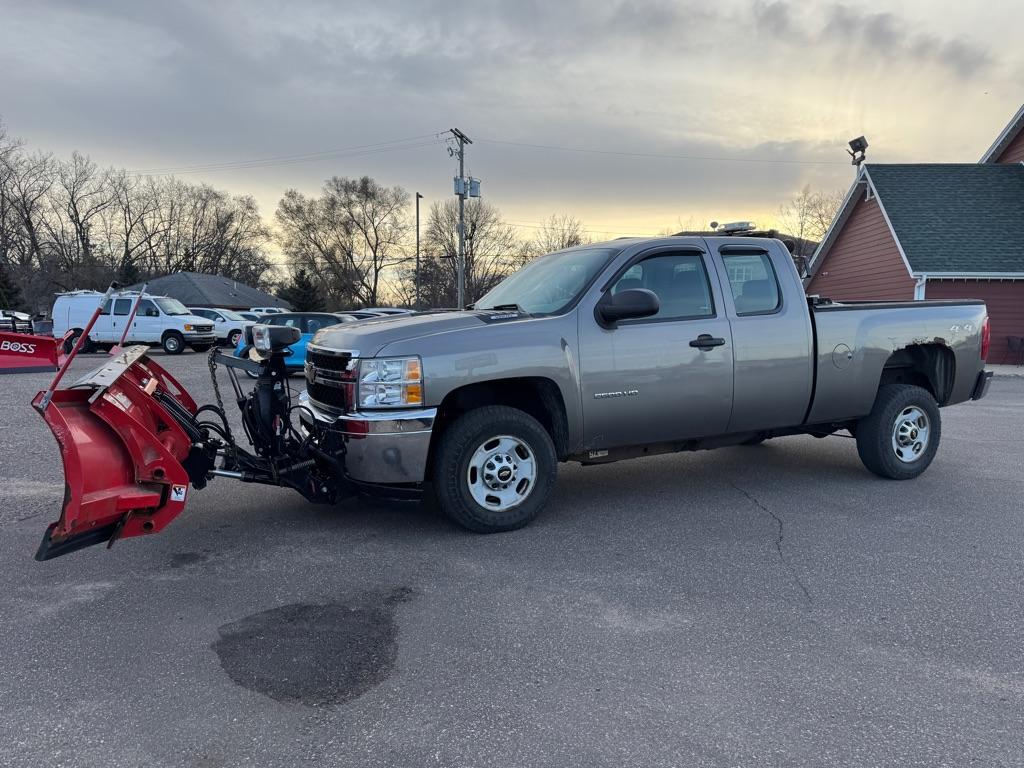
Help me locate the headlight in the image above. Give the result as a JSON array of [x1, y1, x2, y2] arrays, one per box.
[[184, 324, 195, 331], [251, 324, 271, 352], [357, 357, 422, 408]]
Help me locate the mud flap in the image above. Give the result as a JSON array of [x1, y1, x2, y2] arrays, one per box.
[[33, 346, 198, 560]]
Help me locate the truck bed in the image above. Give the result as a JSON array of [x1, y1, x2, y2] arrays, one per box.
[[807, 298, 988, 424]]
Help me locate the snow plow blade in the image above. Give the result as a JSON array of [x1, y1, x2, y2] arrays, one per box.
[[33, 346, 199, 560], [0, 330, 65, 374]]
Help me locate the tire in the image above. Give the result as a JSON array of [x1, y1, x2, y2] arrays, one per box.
[[64, 331, 95, 354], [162, 332, 185, 355], [856, 384, 941, 480], [432, 405, 557, 533], [227, 329, 243, 348]]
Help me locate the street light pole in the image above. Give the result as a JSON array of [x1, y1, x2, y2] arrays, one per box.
[[415, 192, 423, 309]]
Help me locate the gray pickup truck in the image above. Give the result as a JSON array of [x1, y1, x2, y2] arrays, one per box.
[[299, 235, 992, 533]]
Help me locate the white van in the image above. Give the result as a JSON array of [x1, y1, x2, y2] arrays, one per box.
[[51, 290, 217, 354]]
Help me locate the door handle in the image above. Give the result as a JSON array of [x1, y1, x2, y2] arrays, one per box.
[[689, 334, 726, 350]]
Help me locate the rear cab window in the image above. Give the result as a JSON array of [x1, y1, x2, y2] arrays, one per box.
[[721, 250, 781, 315]]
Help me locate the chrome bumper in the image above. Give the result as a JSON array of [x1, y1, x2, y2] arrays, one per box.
[[298, 391, 436, 485]]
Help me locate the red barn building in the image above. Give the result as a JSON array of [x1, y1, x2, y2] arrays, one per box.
[[807, 105, 1024, 362]]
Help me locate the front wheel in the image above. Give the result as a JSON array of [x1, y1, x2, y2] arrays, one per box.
[[162, 332, 184, 355], [227, 329, 243, 348], [856, 384, 941, 480], [432, 406, 557, 533]]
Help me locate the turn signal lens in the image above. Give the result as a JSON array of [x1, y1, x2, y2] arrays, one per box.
[[980, 316, 991, 361]]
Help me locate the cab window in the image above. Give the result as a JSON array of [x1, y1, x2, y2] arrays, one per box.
[[610, 252, 714, 321], [113, 298, 133, 316], [721, 252, 781, 315], [139, 299, 160, 317]]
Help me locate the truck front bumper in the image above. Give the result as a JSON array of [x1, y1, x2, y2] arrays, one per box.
[[297, 391, 436, 485], [183, 332, 217, 345]]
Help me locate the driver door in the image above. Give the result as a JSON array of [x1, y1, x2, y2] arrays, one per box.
[[578, 247, 734, 450]]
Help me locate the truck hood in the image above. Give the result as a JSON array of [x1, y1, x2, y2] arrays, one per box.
[[311, 310, 523, 357]]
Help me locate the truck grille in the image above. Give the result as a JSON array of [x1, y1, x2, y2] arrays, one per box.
[[193, 324, 214, 334], [305, 349, 355, 411]]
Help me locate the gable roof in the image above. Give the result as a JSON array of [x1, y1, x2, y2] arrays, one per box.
[[864, 164, 1024, 274], [980, 103, 1024, 163], [128, 272, 289, 310]]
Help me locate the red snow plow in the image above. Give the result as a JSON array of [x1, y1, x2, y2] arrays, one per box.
[[0, 317, 68, 374], [30, 290, 346, 560]]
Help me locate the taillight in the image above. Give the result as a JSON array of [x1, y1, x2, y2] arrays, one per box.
[[980, 316, 991, 361]]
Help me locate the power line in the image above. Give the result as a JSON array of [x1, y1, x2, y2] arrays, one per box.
[[477, 137, 848, 166], [133, 133, 447, 174]]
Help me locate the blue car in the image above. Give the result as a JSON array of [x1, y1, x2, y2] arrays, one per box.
[[235, 312, 357, 376]]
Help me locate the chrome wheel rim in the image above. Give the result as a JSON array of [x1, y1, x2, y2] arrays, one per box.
[[891, 405, 930, 463], [467, 435, 537, 511], [165, 337, 180, 352]]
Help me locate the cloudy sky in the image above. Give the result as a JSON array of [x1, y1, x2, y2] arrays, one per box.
[[1, 0, 1021, 241]]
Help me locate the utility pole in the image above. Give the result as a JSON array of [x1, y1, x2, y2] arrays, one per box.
[[415, 192, 423, 309], [449, 128, 473, 309]]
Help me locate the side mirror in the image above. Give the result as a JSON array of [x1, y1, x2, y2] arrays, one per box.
[[596, 288, 660, 328]]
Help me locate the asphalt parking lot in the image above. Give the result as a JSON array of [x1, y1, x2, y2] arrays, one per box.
[[1, 351, 1022, 768]]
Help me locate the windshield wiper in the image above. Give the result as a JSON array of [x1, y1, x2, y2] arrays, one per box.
[[482, 303, 527, 313]]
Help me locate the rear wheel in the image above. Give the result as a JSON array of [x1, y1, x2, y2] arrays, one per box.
[[162, 332, 184, 355], [432, 406, 557, 533], [227, 329, 243, 348], [856, 384, 940, 480]]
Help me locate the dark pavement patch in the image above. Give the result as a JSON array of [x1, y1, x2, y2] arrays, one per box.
[[212, 588, 412, 707]]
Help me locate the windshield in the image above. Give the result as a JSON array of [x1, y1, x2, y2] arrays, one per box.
[[474, 247, 616, 315], [154, 298, 190, 316], [219, 309, 247, 321]]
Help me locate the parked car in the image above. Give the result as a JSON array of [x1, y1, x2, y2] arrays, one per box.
[[361, 307, 414, 315], [335, 310, 387, 319], [234, 312, 356, 375], [249, 306, 287, 315], [236, 311, 263, 322], [51, 290, 216, 354], [188, 307, 254, 347]]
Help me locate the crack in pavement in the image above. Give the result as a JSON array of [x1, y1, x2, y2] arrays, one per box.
[[728, 481, 814, 607]]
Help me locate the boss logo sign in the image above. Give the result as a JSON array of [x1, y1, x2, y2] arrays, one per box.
[[0, 340, 37, 354]]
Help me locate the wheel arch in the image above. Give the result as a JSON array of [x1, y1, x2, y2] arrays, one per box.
[[878, 343, 956, 405], [427, 377, 570, 475]]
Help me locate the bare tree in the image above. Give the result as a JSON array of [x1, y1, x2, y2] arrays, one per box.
[[414, 198, 525, 307], [531, 213, 591, 255], [776, 185, 845, 258], [276, 176, 410, 307]]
